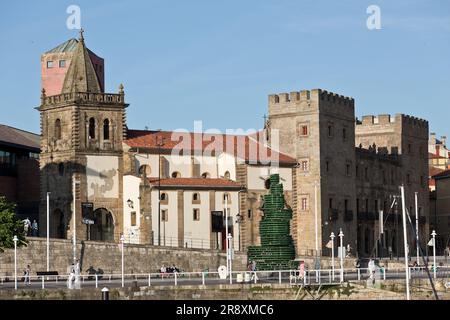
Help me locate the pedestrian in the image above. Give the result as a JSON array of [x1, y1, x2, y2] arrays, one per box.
[[250, 261, 258, 282], [31, 220, 38, 237], [74, 259, 81, 289], [388, 246, 393, 260], [67, 263, 75, 289], [22, 218, 31, 236], [346, 244, 352, 258], [23, 265, 31, 286]]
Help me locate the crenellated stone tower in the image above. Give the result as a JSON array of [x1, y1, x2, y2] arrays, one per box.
[[267, 89, 357, 256], [38, 30, 128, 243]]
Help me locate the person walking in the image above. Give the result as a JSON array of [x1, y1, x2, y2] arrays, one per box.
[[23, 265, 31, 286], [31, 220, 38, 237]]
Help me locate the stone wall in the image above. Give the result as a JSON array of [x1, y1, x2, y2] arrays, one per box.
[[0, 238, 246, 277]]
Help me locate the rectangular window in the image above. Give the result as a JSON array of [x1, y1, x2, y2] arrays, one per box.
[[301, 198, 308, 211], [193, 209, 200, 221], [343, 128, 347, 140], [59, 60, 66, 68], [47, 61, 54, 68], [161, 209, 168, 222], [326, 161, 330, 172], [329, 198, 333, 209], [346, 164, 351, 176], [301, 160, 309, 172], [301, 125, 308, 136], [248, 210, 252, 219], [130, 211, 136, 226]]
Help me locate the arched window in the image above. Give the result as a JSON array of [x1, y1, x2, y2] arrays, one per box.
[[201, 172, 210, 178], [55, 119, 61, 140], [89, 118, 96, 139], [224, 171, 231, 179], [171, 171, 181, 178], [193, 193, 200, 201], [139, 165, 151, 177], [160, 193, 168, 201], [103, 119, 110, 140]]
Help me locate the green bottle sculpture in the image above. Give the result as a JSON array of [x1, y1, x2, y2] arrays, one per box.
[[247, 174, 298, 270]]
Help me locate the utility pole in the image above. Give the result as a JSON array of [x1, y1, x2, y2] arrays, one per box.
[[415, 192, 420, 266], [46, 192, 50, 272], [400, 185, 410, 300], [156, 136, 165, 246]]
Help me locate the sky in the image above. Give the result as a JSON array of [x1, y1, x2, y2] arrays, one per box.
[[0, 0, 449, 137]]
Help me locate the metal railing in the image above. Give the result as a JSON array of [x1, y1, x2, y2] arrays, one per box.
[[1, 265, 448, 291]]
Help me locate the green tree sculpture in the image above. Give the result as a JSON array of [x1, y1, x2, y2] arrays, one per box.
[[247, 174, 297, 270], [0, 196, 27, 252]]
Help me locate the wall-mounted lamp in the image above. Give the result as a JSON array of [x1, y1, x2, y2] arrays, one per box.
[[127, 199, 134, 209]]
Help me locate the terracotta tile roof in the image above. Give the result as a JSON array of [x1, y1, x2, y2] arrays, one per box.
[[0, 124, 40, 151], [433, 169, 450, 180], [125, 130, 297, 165], [147, 178, 243, 189]]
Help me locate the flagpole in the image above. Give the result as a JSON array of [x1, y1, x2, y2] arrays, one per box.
[[400, 185, 410, 300]]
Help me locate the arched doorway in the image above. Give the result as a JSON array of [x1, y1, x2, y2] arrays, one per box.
[[51, 209, 65, 239], [90, 208, 115, 242]]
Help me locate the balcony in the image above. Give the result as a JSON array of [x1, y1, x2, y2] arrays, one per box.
[[328, 208, 339, 221], [344, 210, 353, 221]]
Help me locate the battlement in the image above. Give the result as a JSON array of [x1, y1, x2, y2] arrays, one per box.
[[356, 114, 428, 128], [268, 89, 354, 107]]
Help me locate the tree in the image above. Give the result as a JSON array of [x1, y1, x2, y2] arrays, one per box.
[[0, 196, 27, 252]]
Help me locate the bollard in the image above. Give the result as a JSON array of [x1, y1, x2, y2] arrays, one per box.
[[174, 273, 178, 286], [102, 287, 110, 300], [202, 272, 205, 286]]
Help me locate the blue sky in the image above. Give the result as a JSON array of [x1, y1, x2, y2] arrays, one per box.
[[0, 0, 449, 136]]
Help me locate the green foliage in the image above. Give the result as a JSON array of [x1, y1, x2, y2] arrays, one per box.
[[0, 196, 27, 251]]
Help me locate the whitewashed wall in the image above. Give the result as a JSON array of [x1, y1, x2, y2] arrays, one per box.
[[123, 175, 141, 244], [86, 155, 119, 199], [151, 190, 179, 246], [183, 191, 211, 249]]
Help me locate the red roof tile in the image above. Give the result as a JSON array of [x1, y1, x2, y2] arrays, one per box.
[[147, 178, 243, 189], [125, 129, 297, 165]]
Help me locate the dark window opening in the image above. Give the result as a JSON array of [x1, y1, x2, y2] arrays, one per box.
[[89, 118, 96, 139], [103, 119, 110, 140]]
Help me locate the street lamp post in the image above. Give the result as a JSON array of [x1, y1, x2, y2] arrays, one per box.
[[338, 228, 344, 283], [414, 192, 420, 266], [431, 230, 437, 279], [224, 193, 229, 276], [156, 136, 165, 246], [400, 185, 410, 300], [120, 234, 125, 287], [228, 233, 233, 284], [236, 213, 243, 252], [46, 192, 50, 272], [330, 232, 335, 281], [72, 178, 80, 263], [13, 235, 18, 290]]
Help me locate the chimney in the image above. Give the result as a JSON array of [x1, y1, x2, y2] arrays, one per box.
[[441, 136, 447, 147]]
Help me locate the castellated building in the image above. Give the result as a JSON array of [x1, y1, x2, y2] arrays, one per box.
[[38, 33, 429, 259]]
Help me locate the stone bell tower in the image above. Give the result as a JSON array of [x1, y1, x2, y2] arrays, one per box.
[[38, 30, 128, 243]]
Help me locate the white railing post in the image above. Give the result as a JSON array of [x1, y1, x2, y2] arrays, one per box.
[[383, 267, 386, 281], [202, 272, 205, 285], [254, 272, 257, 284], [42, 276, 45, 289], [279, 271, 282, 284], [175, 273, 178, 286], [56, 275, 58, 283], [95, 274, 98, 288], [357, 268, 361, 281], [329, 270, 331, 283], [148, 274, 151, 286]]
